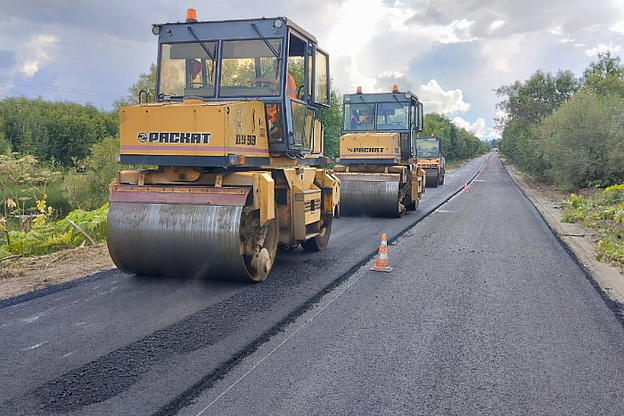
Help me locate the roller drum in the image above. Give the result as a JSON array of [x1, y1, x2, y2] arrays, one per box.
[[338, 175, 401, 217], [107, 202, 251, 280], [425, 171, 439, 187]]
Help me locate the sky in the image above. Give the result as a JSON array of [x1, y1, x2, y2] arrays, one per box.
[[1, 0, 623, 140]]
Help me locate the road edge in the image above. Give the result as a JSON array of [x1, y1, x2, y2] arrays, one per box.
[[502, 158, 624, 323]]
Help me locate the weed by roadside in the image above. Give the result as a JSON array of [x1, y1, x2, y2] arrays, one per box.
[[1, 204, 108, 262], [562, 184, 624, 272]]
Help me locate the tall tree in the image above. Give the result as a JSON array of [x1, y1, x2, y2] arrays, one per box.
[[582, 52, 624, 97], [496, 70, 578, 125], [496, 69, 578, 177]]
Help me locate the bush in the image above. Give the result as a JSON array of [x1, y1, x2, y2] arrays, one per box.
[[603, 184, 624, 204], [63, 136, 120, 211], [0, 154, 62, 227], [539, 90, 623, 190]]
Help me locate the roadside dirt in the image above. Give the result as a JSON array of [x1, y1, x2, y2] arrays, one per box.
[[503, 160, 624, 309], [0, 244, 114, 301]]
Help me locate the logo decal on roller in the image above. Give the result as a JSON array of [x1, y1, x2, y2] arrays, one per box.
[[143, 132, 212, 144], [347, 147, 385, 153]]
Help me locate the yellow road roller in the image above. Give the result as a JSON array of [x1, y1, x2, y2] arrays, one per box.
[[334, 86, 426, 217], [107, 10, 340, 282], [417, 136, 445, 187]]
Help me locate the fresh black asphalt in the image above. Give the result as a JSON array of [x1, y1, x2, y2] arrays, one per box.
[[180, 155, 624, 416], [0, 156, 485, 415]]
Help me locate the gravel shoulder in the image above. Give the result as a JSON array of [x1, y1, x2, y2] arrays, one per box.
[[0, 243, 114, 301], [503, 160, 624, 311]]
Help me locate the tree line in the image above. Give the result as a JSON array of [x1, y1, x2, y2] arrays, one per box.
[[497, 53, 624, 190], [0, 98, 118, 166], [422, 113, 489, 162]]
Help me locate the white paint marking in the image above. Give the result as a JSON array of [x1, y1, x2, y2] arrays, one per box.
[[22, 341, 48, 351], [21, 312, 47, 324], [62, 350, 77, 358]]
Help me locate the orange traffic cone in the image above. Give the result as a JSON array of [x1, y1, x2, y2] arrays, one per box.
[[371, 233, 393, 272], [464, 183, 469, 193]]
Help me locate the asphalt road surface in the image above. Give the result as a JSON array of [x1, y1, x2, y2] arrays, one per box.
[[179, 155, 624, 416], [3, 153, 623, 415]]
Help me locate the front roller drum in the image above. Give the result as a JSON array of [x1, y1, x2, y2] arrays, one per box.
[[337, 174, 403, 218], [107, 202, 278, 282]]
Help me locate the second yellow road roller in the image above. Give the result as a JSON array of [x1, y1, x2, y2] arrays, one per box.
[[334, 86, 426, 217], [106, 10, 340, 282], [417, 135, 445, 187]]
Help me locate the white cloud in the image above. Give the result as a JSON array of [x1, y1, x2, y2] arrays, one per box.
[[452, 116, 471, 130], [21, 60, 39, 78], [453, 116, 498, 140], [378, 71, 404, 79], [479, 34, 524, 73], [18, 34, 57, 78], [549, 25, 563, 36], [494, 110, 509, 134], [419, 79, 470, 114], [438, 19, 477, 44], [611, 20, 624, 35], [489, 20, 505, 33], [585, 43, 622, 57], [374, 70, 416, 93]]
